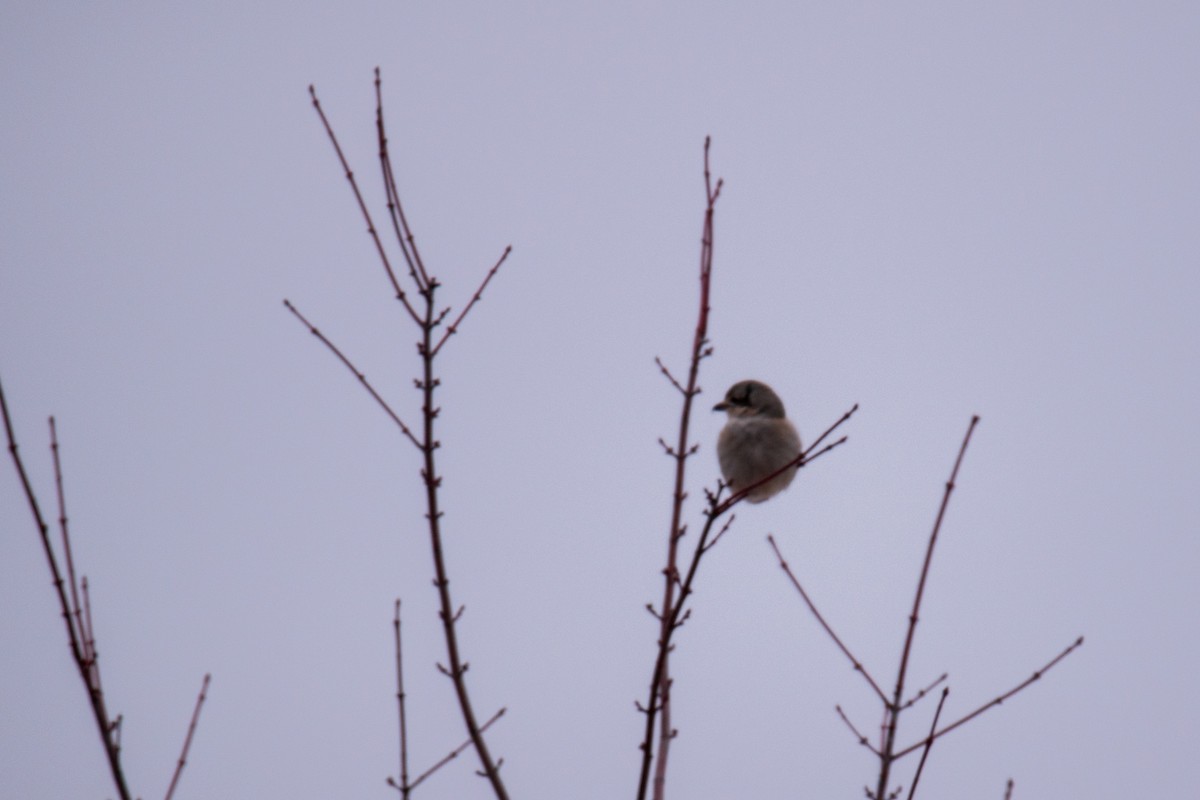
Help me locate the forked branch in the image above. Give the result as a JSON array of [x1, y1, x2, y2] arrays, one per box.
[[1, 375, 210, 800], [300, 73, 512, 799], [769, 414, 1084, 799], [636, 138, 855, 800]]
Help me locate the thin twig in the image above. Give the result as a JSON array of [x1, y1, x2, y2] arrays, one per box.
[[405, 708, 507, 792], [50, 417, 86, 650], [653, 357, 688, 396], [876, 415, 980, 799], [308, 83, 421, 324], [768, 535, 888, 704], [837, 705, 882, 756], [393, 600, 411, 798], [1004, 778, 1014, 800], [374, 69, 430, 295], [905, 687, 948, 800], [432, 246, 512, 355], [900, 673, 949, 711], [894, 636, 1084, 759], [164, 673, 211, 800], [283, 299, 422, 449]]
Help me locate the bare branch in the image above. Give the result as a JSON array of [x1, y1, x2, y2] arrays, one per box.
[[308, 83, 421, 324], [768, 535, 888, 704], [404, 708, 507, 792], [894, 636, 1084, 759], [164, 673, 211, 800], [876, 415, 980, 798], [1, 376, 133, 800], [904, 687, 948, 800], [653, 357, 688, 396], [836, 705, 881, 756], [432, 246, 512, 355], [900, 673, 949, 711], [374, 68, 431, 295], [283, 299, 422, 449], [50, 417, 86, 650], [392, 600, 411, 798], [638, 136, 721, 800]]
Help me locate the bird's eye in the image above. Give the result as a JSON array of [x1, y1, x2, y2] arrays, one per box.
[[733, 387, 751, 406]]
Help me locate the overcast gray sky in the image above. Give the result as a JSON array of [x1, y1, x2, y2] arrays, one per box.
[[3, 2, 1197, 798]]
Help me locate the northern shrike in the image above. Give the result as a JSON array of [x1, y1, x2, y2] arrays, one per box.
[[714, 380, 802, 503]]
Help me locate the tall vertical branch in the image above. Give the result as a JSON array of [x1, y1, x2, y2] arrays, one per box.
[[636, 138, 721, 800], [299, 72, 511, 799], [636, 141, 856, 800], [875, 415, 979, 798]]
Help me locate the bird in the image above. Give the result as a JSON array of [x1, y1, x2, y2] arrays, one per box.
[[714, 380, 802, 503]]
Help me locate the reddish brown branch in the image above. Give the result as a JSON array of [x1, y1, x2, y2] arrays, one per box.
[[836, 704, 882, 756], [283, 299, 422, 448], [637, 137, 720, 800], [432, 245, 512, 355], [373, 68, 431, 295], [164, 673, 211, 800], [0, 380, 127, 799], [904, 687, 948, 800], [50, 417, 87, 653], [875, 415, 980, 798], [894, 636, 1084, 759], [301, 71, 511, 799], [900, 672, 949, 711], [392, 599, 411, 798], [309, 83, 421, 325], [768, 534, 887, 704], [653, 357, 688, 396]]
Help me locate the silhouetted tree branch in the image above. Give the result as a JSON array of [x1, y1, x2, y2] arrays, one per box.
[[1, 375, 210, 800], [294, 69, 512, 799], [769, 417, 1084, 798]]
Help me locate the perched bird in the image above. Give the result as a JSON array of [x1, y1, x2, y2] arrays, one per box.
[[714, 380, 802, 503]]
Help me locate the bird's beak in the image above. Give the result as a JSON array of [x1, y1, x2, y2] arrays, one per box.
[[713, 401, 729, 412]]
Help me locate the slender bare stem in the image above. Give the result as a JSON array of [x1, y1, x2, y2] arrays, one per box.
[[50, 418, 86, 649], [1004, 778, 1014, 800], [837, 705, 882, 756], [905, 687, 948, 800], [433, 246, 512, 355], [308, 83, 421, 325], [636, 137, 720, 800], [894, 636, 1084, 758], [900, 673, 948, 711], [283, 299, 422, 449], [393, 600, 410, 798], [768, 535, 887, 704], [422, 709, 504, 791], [164, 673, 211, 800], [875, 415, 980, 799], [373, 70, 429, 295]]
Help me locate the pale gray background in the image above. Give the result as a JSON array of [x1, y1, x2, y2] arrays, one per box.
[[2, 2, 1197, 798]]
